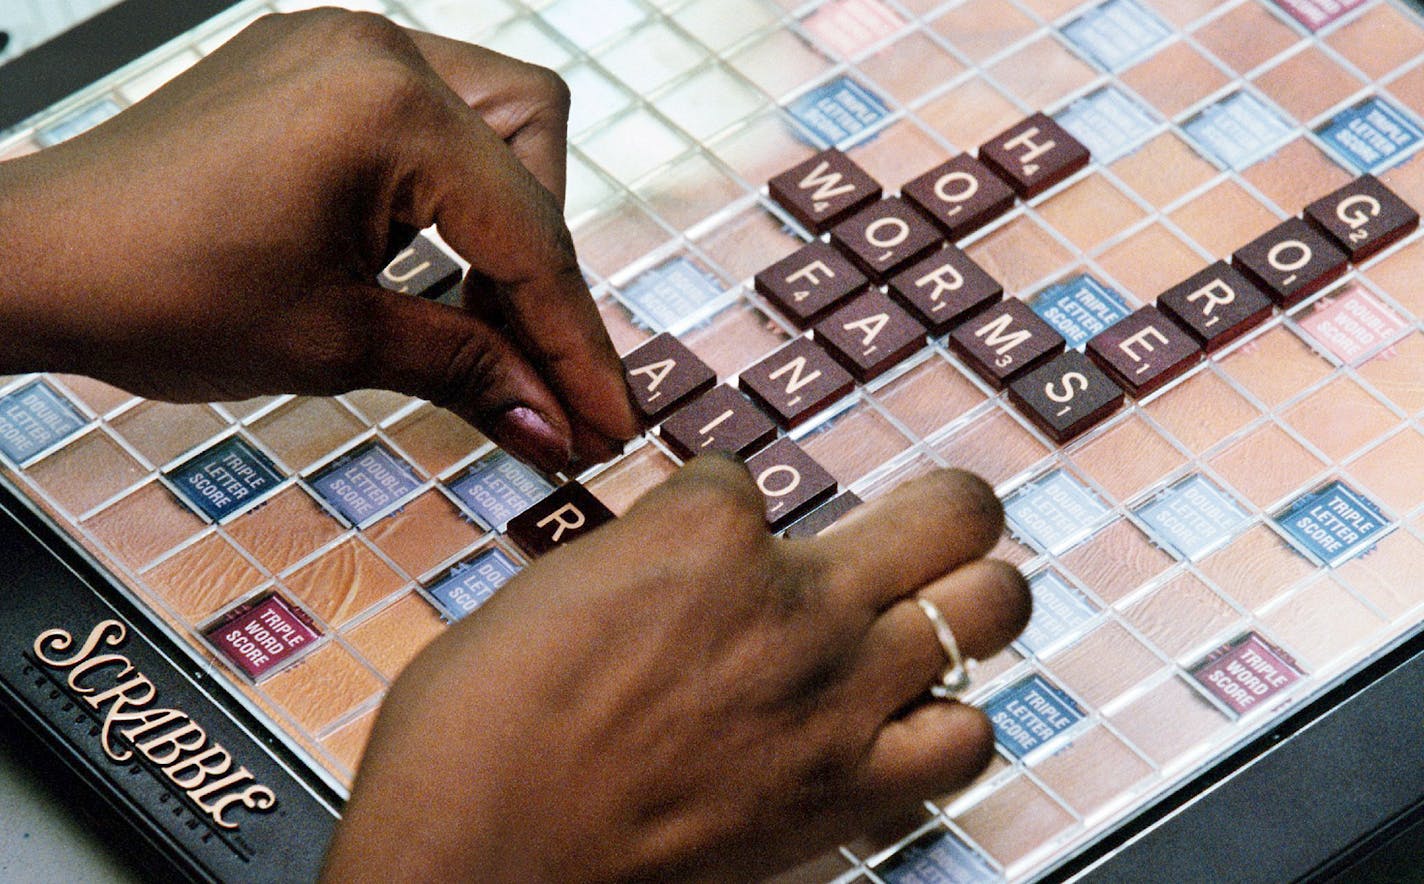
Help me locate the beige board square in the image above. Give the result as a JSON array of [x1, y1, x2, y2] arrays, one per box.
[[1123, 572, 1243, 659], [918, 78, 1024, 153], [966, 215, 1075, 294], [1096, 223, 1208, 304], [954, 775, 1076, 869], [261, 642, 382, 734], [1110, 132, 1219, 209], [225, 485, 344, 574], [1327, 4, 1424, 81], [365, 490, 483, 579], [342, 591, 447, 680], [930, 0, 1038, 64], [1348, 428, 1424, 515], [1168, 179, 1279, 257], [1047, 620, 1166, 709], [1059, 519, 1173, 605], [1199, 523, 1318, 612], [1192, 2, 1301, 75], [800, 403, 913, 486], [142, 534, 265, 623], [1218, 326, 1334, 410], [1253, 46, 1366, 124], [1144, 367, 1260, 454], [1242, 138, 1354, 215], [1070, 415, 1187, 502], [931, 408, 1049, 487], [1208, 422, 1327, 509], [872, 354, 989, 439], [1284, 378, 1402, 462], [1121, 40, 1231, 119], [1357, 333, 1424, 415], [988, 36, 1099, 109], [1037, 174, 1147, 253], [1261, 575, 1384, 673]]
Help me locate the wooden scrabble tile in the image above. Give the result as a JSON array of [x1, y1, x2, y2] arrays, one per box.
[[379, 234, 461, 299], [813, 289, 927, 382], [754, 240, 868, 328], [506, 481, 614, 557], [1086, 306, 1202, 397], [1232, 217, 1348, 308], [745, 437, 838, 530], [1156, 261, 1274, 353], [886, 245, 1003, 335], [783, 491, 863, 538], [658, 384, 777, 460], [768, 148, 882, 234], [738, 337, 855, 428], [978, 112, 1090, 199], [1304, 174, 1419, 262], [947, 298, 1065, 389], [829, 197, 945, 281], [1008, 350, 1124, 444], [901, 153, 1017, 240], [622, 332, 717, 424]]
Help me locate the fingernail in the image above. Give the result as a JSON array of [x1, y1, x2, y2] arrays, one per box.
[[493, 406, 571, 474]]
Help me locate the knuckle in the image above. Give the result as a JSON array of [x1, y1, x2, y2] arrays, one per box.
[[314, 9, 409, 52], [524, 63, 572, 114], [670, 462, 766, 536]]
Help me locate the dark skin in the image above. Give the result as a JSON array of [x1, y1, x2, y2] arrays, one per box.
[[0, 10, 1032, 881]]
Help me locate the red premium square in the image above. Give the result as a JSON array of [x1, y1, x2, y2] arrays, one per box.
[[207, 594, 322, 680]]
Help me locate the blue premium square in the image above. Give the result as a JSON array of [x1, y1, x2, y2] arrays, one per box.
[[0, 381, 87, 464], [448, 450, 554, 528], [1136, 474, 1248, 561], [984, 674, 1084, 759], [426, 548, 522, 621], [309, 442, 420, 525], [1318, 96, 1424, 174], [875, 827, 996, 883], [1183, 91, 1294, 171], [1018, 570, 1098, 657], [1057, 86, 1158, 162], [1005, 470, 1110, 555], [787, 75, 891, 147], [1031, 274, 1133, 349], [619, 257, 726, 331], [1063, 0, 1171, 72], [167, 435, 283, 522], [1275, 480, 1389, 566]]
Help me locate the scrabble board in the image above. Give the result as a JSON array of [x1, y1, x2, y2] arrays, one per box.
[[3, 0, 1424, 879]]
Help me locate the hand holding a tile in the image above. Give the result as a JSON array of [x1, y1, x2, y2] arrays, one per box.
[[328, 455, 1030, 880], [0, 9, 636, 472]]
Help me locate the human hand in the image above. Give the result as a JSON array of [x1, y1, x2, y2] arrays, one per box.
[[0, 10, 636, 472], [325, 456, 1030, 881]]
